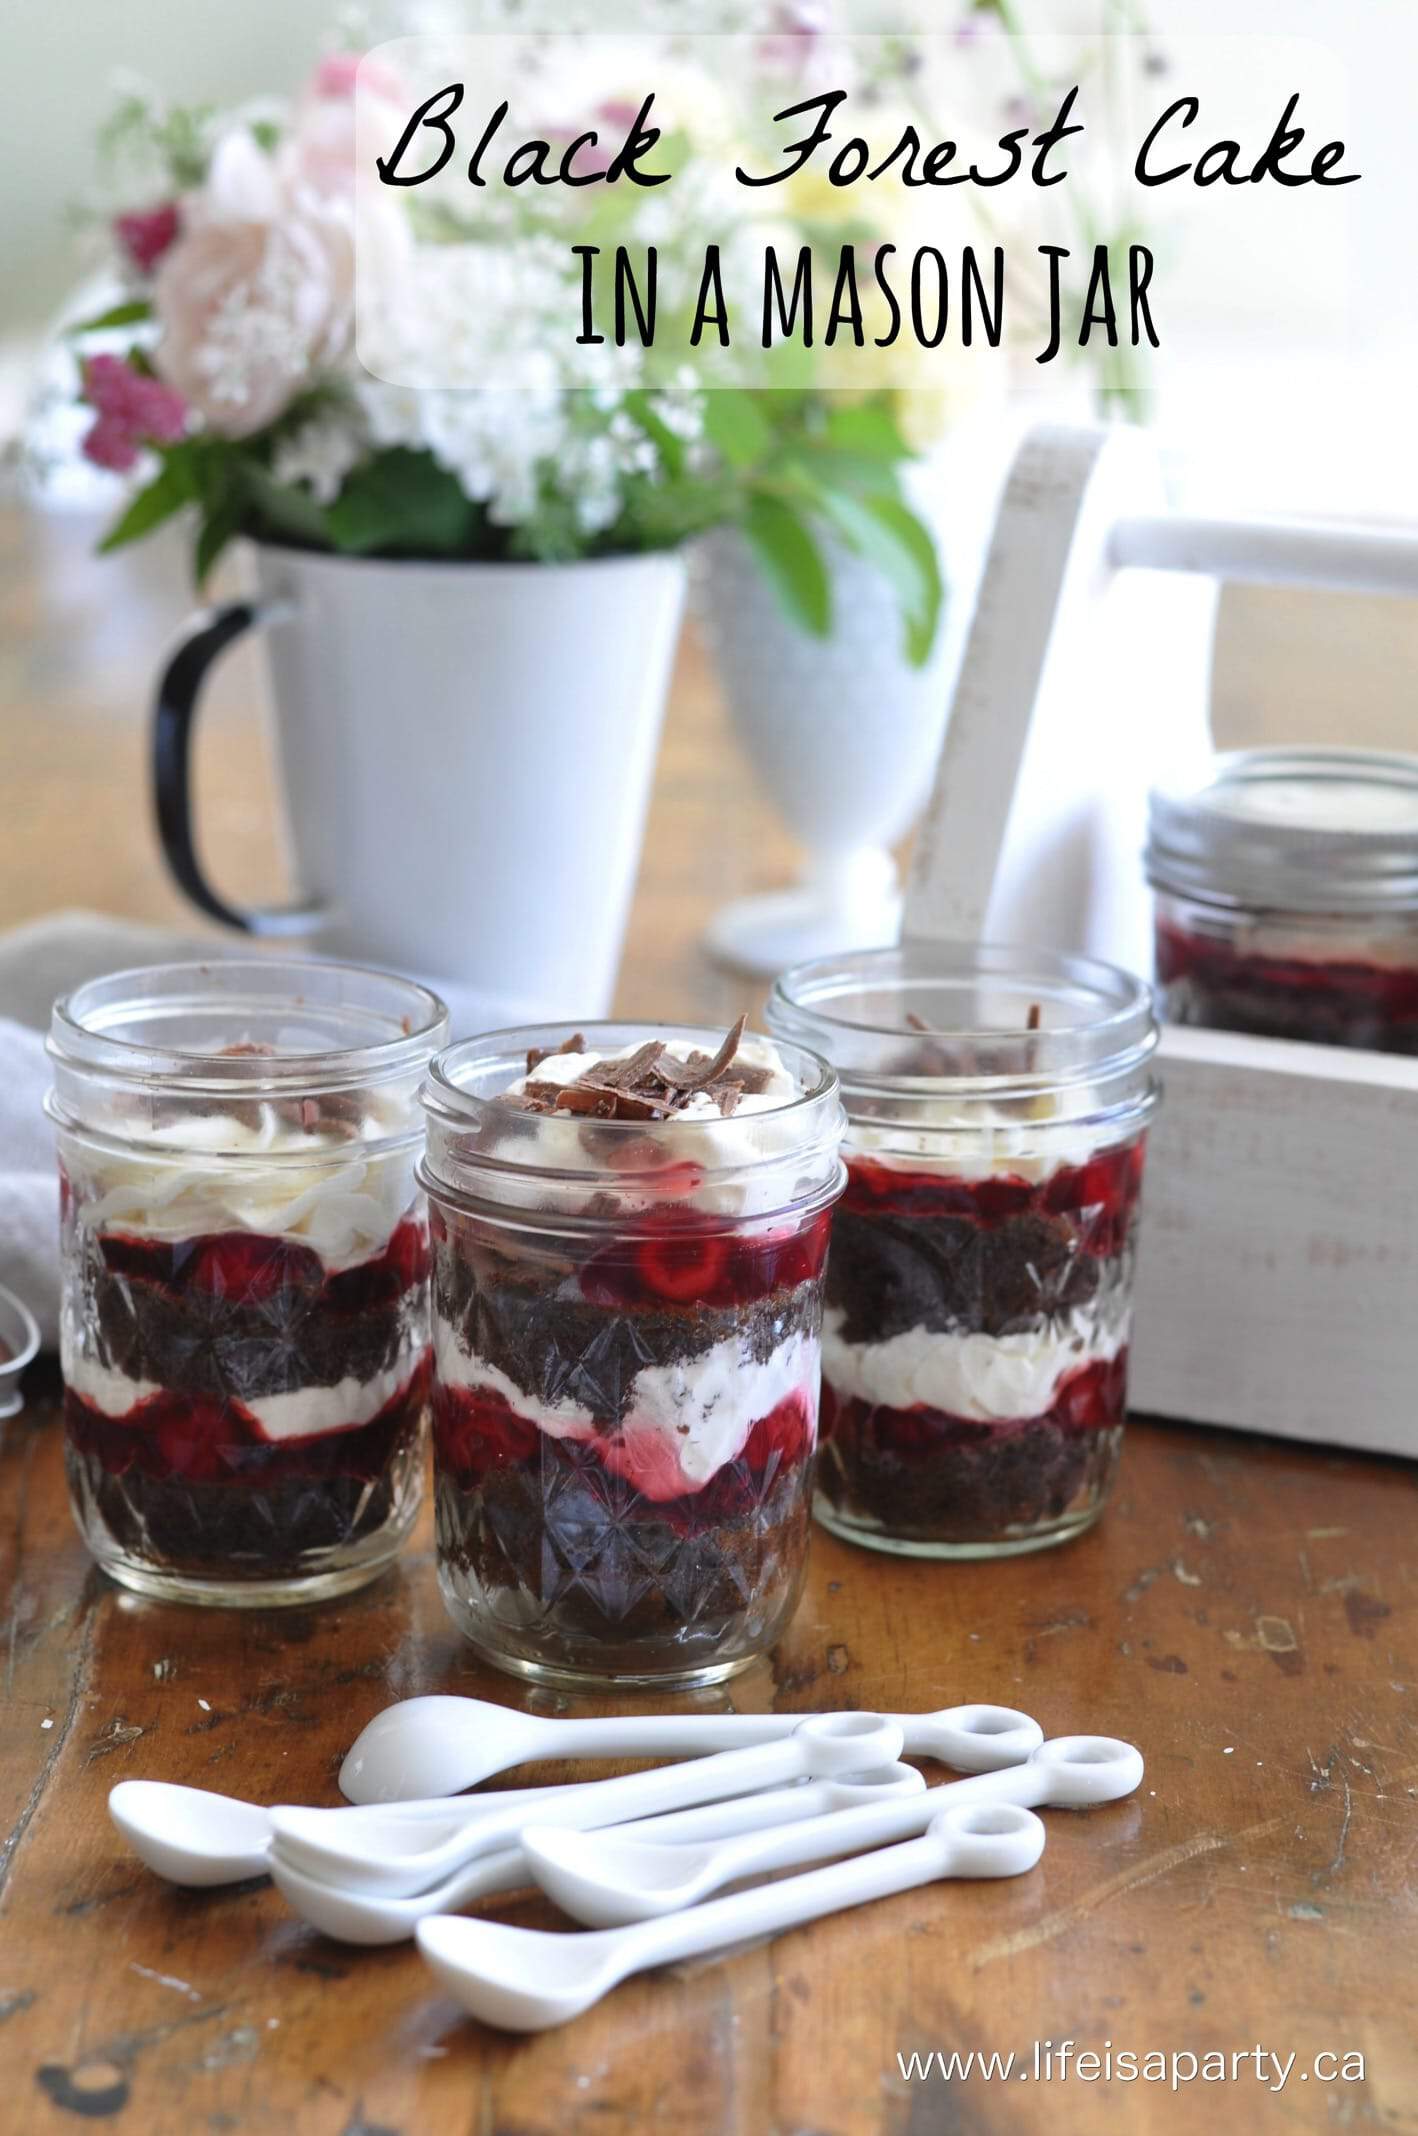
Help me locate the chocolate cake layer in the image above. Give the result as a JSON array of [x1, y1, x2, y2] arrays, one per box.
[[64, 1384, 425, 1582], [435, 1245, 821, 1425], [817, 1401, 1121, 1543], [826, 1206, 1110, 1345], [435, 1438, 810, 1673], [76, 1225, 426, 1402]]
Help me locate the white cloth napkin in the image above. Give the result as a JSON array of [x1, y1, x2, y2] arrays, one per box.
[[0, 912, 223, 1348], [1, 1017, 60, 1347]]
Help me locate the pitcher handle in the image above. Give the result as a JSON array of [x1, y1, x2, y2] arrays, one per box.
[[152, 598, 325, 936]]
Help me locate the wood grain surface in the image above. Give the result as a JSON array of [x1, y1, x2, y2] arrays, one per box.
[[2, 509, 1415, 2134]]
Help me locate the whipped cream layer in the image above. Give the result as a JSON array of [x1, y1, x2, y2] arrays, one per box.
[[822, 1305, 1126, 1423], [847, 1094, 1109, 1185], [61, 1321, 427, 1443], [491, 1034, 823, 1219], [1202, 918, 1418, 971], [68, 1101, 419, 1270], [437, 1322, 817, 1501]]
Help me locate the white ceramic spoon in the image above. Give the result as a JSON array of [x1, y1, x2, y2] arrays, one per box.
[[107, 1776, 605, 1889], [418, 1801, 1046, 2032], [339, 1695, 1041, 1804], [273, 1714, 903, 1899], [523, 1734, 1144, 1927], [267, 1765, 925, 1946]]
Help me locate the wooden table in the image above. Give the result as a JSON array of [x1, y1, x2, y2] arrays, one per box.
[[2, 508, 1415, 2134]]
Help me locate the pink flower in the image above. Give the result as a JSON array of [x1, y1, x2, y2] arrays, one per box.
[[290, 53, 408, 198], [80, 353, 187, 472], [114, 201, 181, 274], [151, 131, 353, 438], [757, 0, 828, 75], [313, 53, 362, 100]]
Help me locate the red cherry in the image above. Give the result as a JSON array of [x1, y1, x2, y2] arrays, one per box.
[[382, 1218, 430, 1295], [432, 1384, 538, 1486], [578, 1244, 649, 1310], [186, 1233, 322, 1304], [740, 1390, 814, 1471], [635, 1232, 730, 1305], [150, 1392, 243, 1483]]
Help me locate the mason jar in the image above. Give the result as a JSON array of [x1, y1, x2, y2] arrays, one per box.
[[47, 960, 448, 1605], [1147, 747, 1418, 1052], [768, 945, 1158, 1558], [419, 1023, 845, 1688]]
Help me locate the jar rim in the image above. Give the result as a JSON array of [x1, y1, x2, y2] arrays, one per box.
[[768, 943, 1155, 1084], [1147, 746, 1418, 915], [48, 958, 450, 1094], [423, 1021, 838, 1139], [420, 1021, 845, 1221]]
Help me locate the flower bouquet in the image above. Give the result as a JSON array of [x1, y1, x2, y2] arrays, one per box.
[[70, 29, 945, 663]]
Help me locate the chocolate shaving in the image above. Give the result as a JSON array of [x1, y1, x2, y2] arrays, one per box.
[[683, 1015, 747, 1089], [1026, 1003, 1042, 1033], [902, 1009, 968, 1078], [506, 1016, 767, 1121], [526, 1033, 586, 1074]]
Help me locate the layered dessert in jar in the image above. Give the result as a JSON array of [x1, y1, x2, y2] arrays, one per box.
[[47, 962, 448, 1604], [420, 1020, 845, 1687], [769, 946, 1158, 1557], [1148, 748, 1418, 1052]]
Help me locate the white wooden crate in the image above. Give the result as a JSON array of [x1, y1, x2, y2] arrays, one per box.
[[1132, 1026, 1418, 1457], [902, 423, 1418, 1453]]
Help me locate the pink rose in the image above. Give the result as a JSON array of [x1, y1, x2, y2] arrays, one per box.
[[151, 131, 352, 438]]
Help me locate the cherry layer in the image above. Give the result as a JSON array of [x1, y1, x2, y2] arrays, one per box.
[[1156, 921, 1418, 1034], [433, 1380, 814, 1519], [64, 1355, 430, 1487], [820, 1352, 1126, 1458], [839, 1145, 1143, 1258], [576, 1207, 832, 1313], [94, 1216, 429, 1313]]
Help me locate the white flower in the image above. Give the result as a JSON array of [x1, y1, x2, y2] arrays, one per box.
[[270, 404, 367, 502]]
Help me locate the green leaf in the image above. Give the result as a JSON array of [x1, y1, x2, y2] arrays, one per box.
[[68, 298, 154, 337], [781, 445, 906, 498], [238, 462, 334, 549], [620, 389, 686, 480], [741, 493, 832, 639], [97, 453, 198, 553], [324, 449, 476, 557], [702, 391, 773, 471], [821, 397, 913, 461], [194, 502, 241, 585], [809, 487, 943, 666]]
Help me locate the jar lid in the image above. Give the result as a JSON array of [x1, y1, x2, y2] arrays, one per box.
[[1147, 748, 1418, 916]]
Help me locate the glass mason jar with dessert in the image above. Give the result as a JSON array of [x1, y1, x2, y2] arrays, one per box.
[[1147, 747, 1418, 1052], [47, 961, 448, 1605], [769, 945, 1158, 1559], [420, 1019, 845, 1688]]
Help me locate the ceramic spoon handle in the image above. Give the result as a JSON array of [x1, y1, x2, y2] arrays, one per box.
[[486, 1707, 1029, 1765], [452, 1732, 820, 1863], [520, 1713, 803, 1759], [613, 1815, 1039, 1983], [685, 1763, 1045, 1888]]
